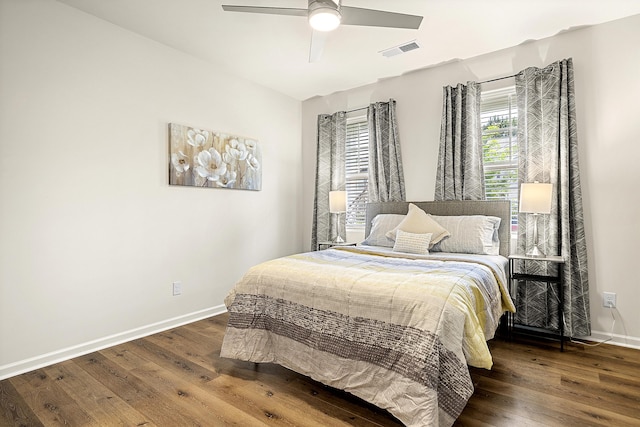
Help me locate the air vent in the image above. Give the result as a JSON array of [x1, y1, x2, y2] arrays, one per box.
[[380, 40, 420, 58]]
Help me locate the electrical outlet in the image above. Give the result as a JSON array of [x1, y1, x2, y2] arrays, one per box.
[[172, 281, 182, 296], [603, 292, 616, 308]]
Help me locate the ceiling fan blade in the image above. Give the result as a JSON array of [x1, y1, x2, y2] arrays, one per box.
[[221, 5, 308, 17], [340, 6, 423, 29], [309, 30, 329, 63]]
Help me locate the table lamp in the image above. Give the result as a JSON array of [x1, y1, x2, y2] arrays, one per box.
[[329, 190, 346, 243], [519, 182, 553, 257]]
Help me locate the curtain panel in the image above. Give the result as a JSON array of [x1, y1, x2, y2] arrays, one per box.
[[311, 112, 346, 251], [367, 99, 406, 203], [435, 82, 485, 201], [515, 58, 590, 337]]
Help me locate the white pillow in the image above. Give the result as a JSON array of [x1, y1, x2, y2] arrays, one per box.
[[361, 214, 406, 247], [430, 215, 501, 255], [386, 203, 450, 247], [392, 230, 432, 255]]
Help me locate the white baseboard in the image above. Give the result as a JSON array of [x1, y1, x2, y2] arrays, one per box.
[[0, 305, 227, 381], [576, 330, 640, 350]]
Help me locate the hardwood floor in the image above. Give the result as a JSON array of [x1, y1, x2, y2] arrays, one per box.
[[2, 313, 639, 426]]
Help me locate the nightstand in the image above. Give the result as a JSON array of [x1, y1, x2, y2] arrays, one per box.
[[317, 241, 357, 251], [508, 254, 566, 351]]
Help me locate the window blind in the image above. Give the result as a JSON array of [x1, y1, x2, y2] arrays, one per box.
[[345, 119, 369, 228], [481, 87, 519, 232]]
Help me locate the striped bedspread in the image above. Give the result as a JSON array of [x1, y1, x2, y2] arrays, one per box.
[[221, 246, 514, 427]]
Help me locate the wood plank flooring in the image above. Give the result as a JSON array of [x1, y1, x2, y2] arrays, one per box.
[[2, 313, 639, 426]]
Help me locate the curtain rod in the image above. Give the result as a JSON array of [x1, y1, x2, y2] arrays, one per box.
[[479, 73, 517, 85], [346, 106, 368, 114]]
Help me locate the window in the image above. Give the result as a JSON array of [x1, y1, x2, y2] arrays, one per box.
[[345, 117, 369, 228], [481, 87, 519, 232]]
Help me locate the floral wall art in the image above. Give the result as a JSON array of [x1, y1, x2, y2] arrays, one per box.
[[169, 123, 261, 190]]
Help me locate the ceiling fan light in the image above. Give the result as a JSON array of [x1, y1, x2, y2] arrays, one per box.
[[309, 7, 341, 32]]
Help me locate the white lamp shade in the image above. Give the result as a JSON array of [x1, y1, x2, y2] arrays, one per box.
[[329, 190, 347, 213], [519, 183, 553, 214], [309, 7, 341, 31]]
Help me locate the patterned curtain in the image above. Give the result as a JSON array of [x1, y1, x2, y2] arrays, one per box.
[[367, 99, 406, 202], [515, 58, 590, 337], [311, 112, 346, 251], [435, 82, 485, 201]]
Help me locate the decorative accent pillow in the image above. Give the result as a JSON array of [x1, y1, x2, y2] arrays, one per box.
[[429, 215, 501, 255], [392, 230, 432, 255], [361, 214, 406, 247], [385, 203, 450, 247]]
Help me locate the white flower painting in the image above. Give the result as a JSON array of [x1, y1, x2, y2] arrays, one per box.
[[169, 123, 261, 191]]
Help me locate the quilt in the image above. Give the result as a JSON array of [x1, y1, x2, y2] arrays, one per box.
[[221, 246, 514, 426]]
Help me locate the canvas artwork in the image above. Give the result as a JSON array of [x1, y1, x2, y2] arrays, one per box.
[[169, 123, 261, 190]]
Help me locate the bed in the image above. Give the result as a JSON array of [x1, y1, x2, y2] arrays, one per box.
[[221, 200, 515, 426]]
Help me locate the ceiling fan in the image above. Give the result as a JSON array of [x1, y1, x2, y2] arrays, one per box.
[[221, 0, 423, 62]]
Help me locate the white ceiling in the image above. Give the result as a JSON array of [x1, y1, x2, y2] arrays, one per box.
[[56, 0, 640, 101]]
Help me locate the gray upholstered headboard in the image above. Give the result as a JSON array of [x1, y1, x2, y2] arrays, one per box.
[[365, 200, 511, 257]]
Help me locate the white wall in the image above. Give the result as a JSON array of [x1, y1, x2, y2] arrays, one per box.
[[0, 0, 302, 378], [302, 14, 640, 347]]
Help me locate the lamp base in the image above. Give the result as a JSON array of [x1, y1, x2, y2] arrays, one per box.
[[526, 213, 546, 257], [331, 210, 345, 244], [526, 245, 546, 258]]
